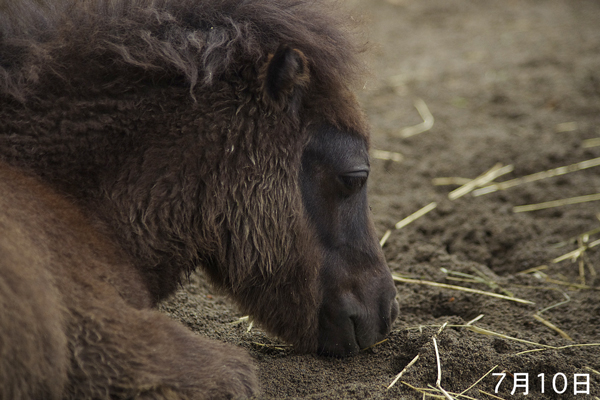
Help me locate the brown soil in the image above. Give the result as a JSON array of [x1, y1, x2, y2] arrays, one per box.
[[160, 1, 600, 398]]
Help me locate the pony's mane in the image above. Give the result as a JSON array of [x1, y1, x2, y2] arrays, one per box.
[[0, 0, 366, 101]]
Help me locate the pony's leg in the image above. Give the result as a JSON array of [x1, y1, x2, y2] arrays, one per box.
[[66, 297, 258, 400], [0, 241, 69, 400]]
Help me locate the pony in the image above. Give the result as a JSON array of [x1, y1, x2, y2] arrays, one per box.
[[0, 0, 399, 398]]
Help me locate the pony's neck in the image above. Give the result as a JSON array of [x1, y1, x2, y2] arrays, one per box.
[[0, 93, 151, 198]]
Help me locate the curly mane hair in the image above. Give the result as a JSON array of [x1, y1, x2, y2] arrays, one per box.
[[1, 0, 366, 102]]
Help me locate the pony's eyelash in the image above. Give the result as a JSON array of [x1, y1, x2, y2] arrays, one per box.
[[339, 174, 367, 193]]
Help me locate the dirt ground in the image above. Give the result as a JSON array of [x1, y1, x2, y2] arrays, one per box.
[[160, 1, 600, 398]]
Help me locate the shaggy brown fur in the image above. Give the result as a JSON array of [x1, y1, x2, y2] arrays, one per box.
[[0, 163, 257, 399], [0, 0, 398, 398]]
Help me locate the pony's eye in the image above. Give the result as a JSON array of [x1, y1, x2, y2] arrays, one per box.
[[339, 170, 368, 193]]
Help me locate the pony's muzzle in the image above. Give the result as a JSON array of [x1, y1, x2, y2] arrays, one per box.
[[316, 274, 399, 357]]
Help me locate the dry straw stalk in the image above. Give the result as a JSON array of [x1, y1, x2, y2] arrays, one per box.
[[448, 163, 513, 200], [398, 98, 434, 138], [474, 156, 600, 196], [392, 275, 534, 304], [513, 192, 600, 213]]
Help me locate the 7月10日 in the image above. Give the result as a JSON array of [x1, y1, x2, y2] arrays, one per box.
[[492, 372, 592, 396]]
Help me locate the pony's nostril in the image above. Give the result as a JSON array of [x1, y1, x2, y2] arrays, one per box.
[[391, 297, 400, 322], [376, 289, 399, 335], [383, 297, 400, 335]]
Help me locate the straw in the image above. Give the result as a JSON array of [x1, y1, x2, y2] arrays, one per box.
[[449, 163, 513, 200], [398, 98, 434, 138], [392, 275, 534, 304], [513, 192, 600, 212]]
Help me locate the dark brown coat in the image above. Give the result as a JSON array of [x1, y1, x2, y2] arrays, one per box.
[[0, 0, 398, 398]]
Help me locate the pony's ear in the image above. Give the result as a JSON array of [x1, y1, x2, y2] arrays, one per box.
[[262, 45, 310, 104]]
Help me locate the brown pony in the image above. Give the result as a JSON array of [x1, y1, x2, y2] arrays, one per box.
[[0, 0, 399, 398]]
